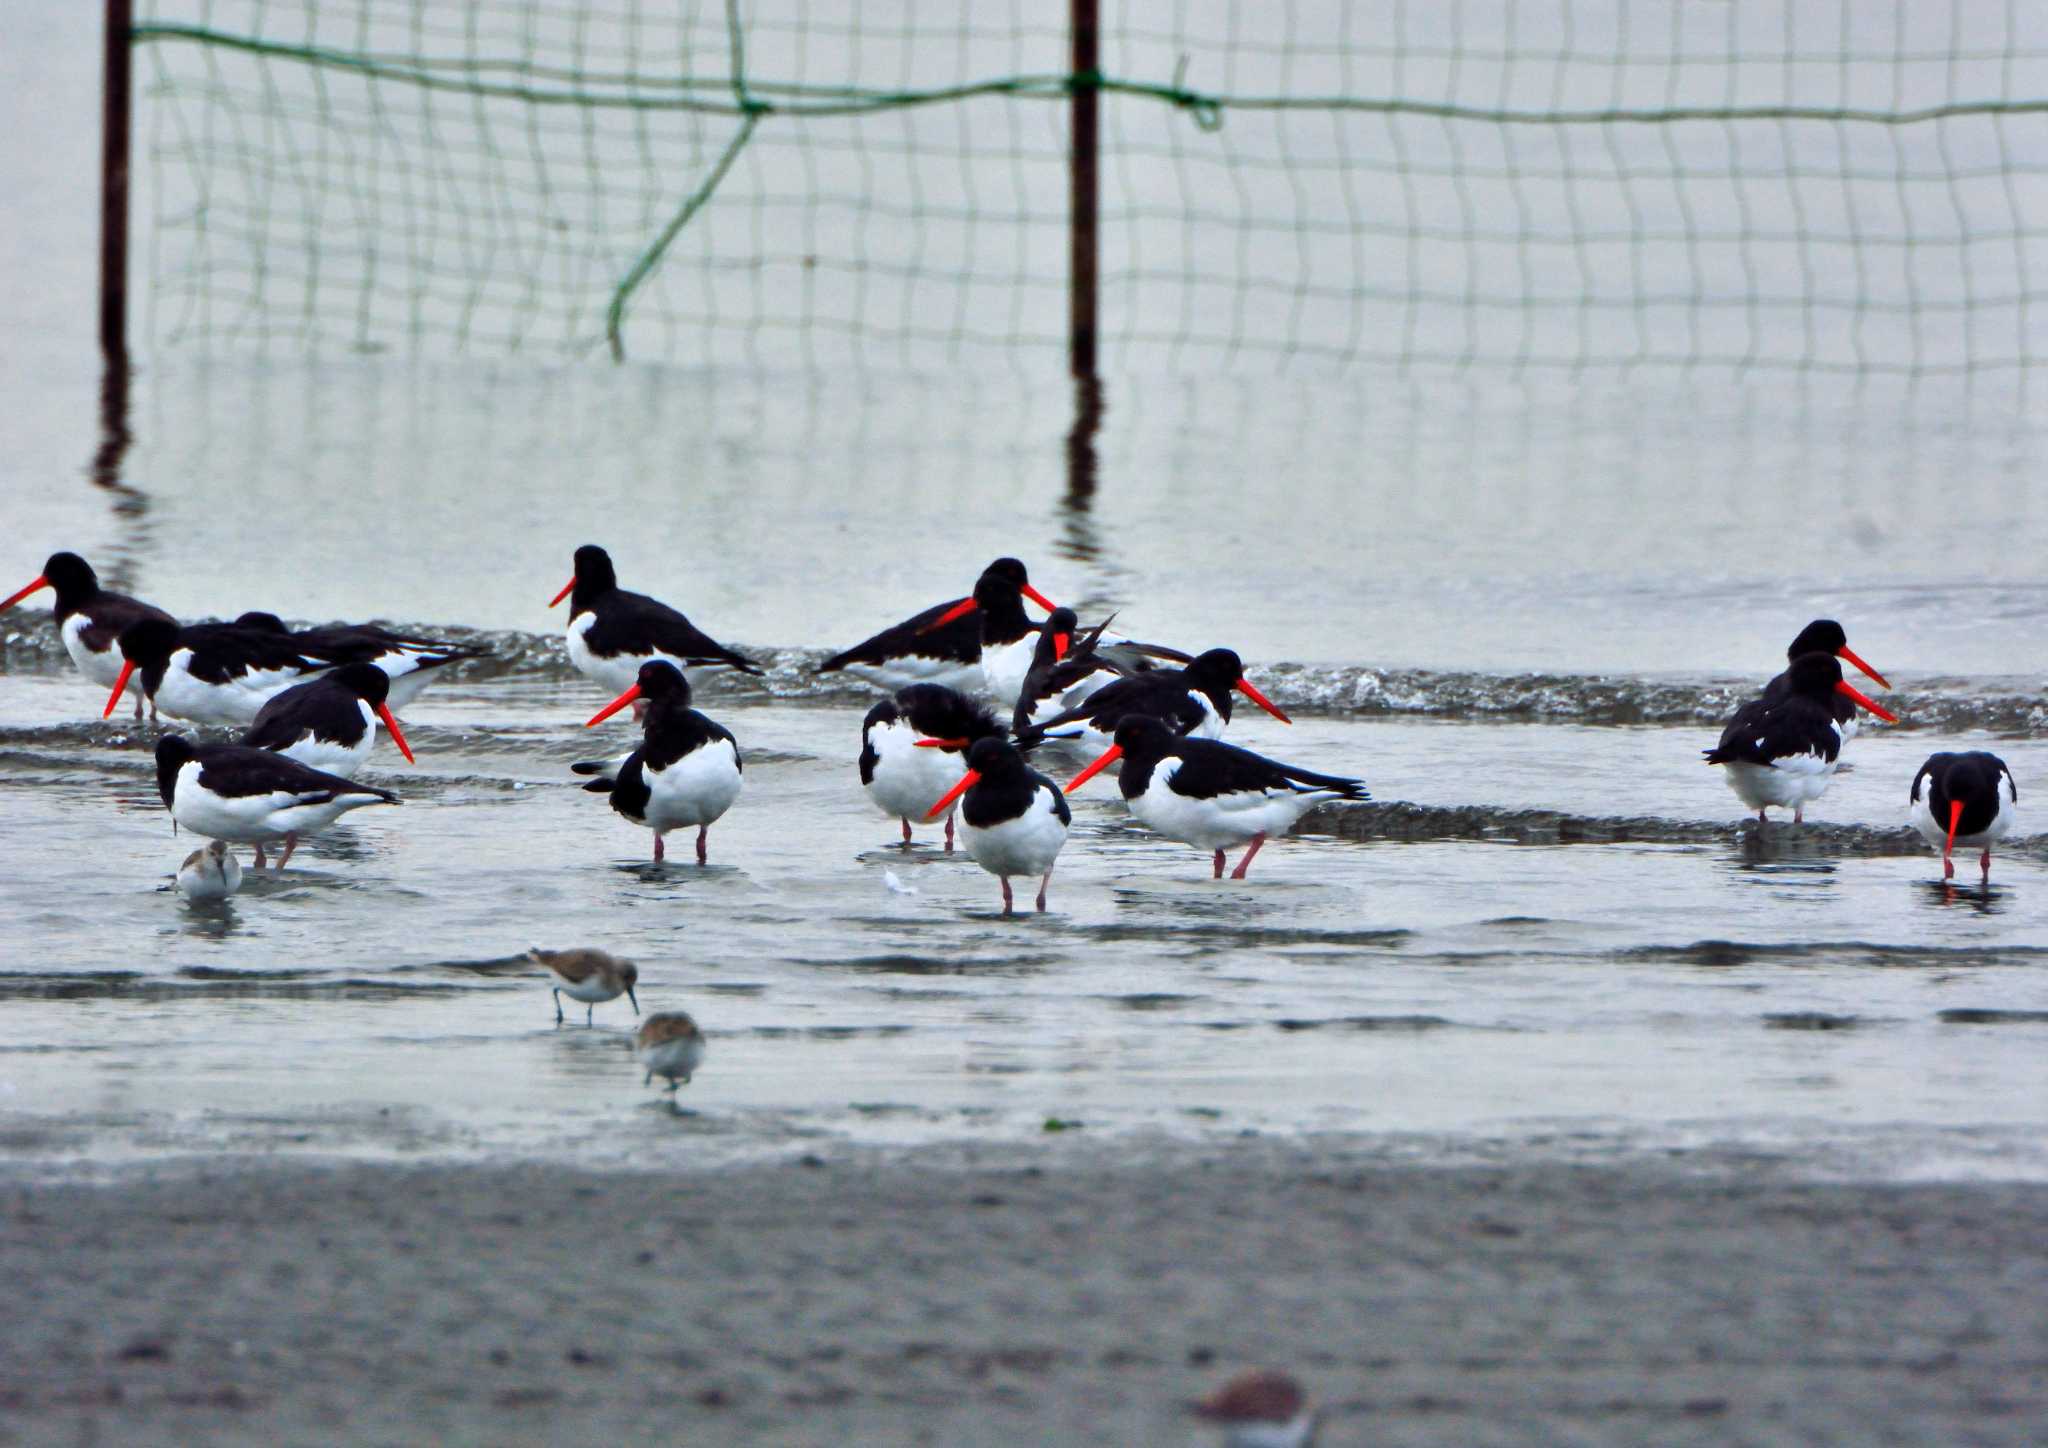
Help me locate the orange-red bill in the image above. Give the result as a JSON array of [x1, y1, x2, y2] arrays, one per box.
[[1052, 632, 1070, 661], [103, 659, 137, 719], [586, 683, 641, 727], [919, 596, 976, 634], [1237, 678, 1292, 724], [1835, 679, 1896, 724], [1022, 584, 1058, 612], [914, 736, 970, 749], [1945, 798, 1963, 862], [1836, 644, 1889, 691], [548, 576, 576, 608], [0, 574, 50, 612], [926, 771, 978, 819], [377, 702, 416, 763], [1065, 742, 1123, 794]]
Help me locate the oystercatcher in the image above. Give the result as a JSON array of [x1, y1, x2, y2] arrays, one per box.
[[239, 663, 416, 777], [572, 660, 743, 864], [2, 552, 175, 718], [1760, 619, 1891, 741], [815, 557, 1055, 692], [1020, 647, 1291, 746], [1704, 652, 1896, 822], [927, 565, 1076, 708], [925, 736, 1070, 913], [1066, 716, 1367, 879], [528, 946, 640, 1026], [234, 611, 485, 711], [550, 544, 762, 696], [859, 683, 1006, 850], [155, 734, 400, 870], [637, 1012, 707, 1091], [174, 839, 243, 901], [1910, 751, 2018, 883], [108, 617, 330, 726]]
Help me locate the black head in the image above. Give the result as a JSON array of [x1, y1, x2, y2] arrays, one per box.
[[42, 552, 101, 602], [862, 696, 902, 734], [983, 557, 1030, 586], [1786, 619, 1848, 660], [154, 734, 198, 810], [117, 616, 182, 669], [964, 734, 1028, 781], [636, 659, 692, 706], [1783, 651, 1845, 697], [233, 610, 291, 634], [1110, 714, 1178, 758], [572, 545, 618, 593], [328, 662, 392, 704], [1183, 648, 1247, 688]]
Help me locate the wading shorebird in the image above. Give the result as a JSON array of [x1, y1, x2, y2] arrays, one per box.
[[1192, 1369, 1318, 1448], [1755, 619, 1891, 742], [927, 736, 1070, 914], [108, 617, 330, 727], [233, 611, 486, 711], [1704, 652, 1896, 824], [636, 1012, 706, 1091], [174, 839, 243, 901], [859, 683, 1007, 850], [549, 544, 761, 697], [816, 556, 1055, 693], [1, 552, 176, 718], [239, 663, 416, 778], [529, 946, 641, 1027], [573, 661, 743, 865], [1910, 750, 2018, 884], [1019, 647, 1290, 747], [155, 735, 400, 870]]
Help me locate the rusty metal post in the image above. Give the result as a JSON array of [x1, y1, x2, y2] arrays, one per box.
[[1068, 0, 1099, 377], [101, 0, 134, 361]]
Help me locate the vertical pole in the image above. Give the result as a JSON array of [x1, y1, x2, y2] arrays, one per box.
[[1068, 0, 1099, 378], [100, 0, 134, 362]]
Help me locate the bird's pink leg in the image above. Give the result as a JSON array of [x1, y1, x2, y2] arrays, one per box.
[[251, 842, 267, 869], [1756, 809, 1767, 824], [275, 833, 299, 870], [1212, 849, 1226, 879], [653, 833, 665, 863], [1036, 863, 1054, 913], [944, 812, 956, 854], [1229, 833, 1269, 880], [1943, 854, 1955, 880], [1982, 849, 1993, 884], [900, 818, 913, 847], [1000, 877, 1014, 916], [696, 826, 709, 866], [1793, 805, 1804, 825]]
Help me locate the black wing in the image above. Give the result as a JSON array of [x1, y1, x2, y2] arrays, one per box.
[[290, 622, 489, 667], [584, 589, 762, 675], [1018, 672, 1202, 745], [240, 677, 365, 752], [1165, 737, 1369, 801], [194, 744, 398, 804], [817, 597, 981, 673], [76, 593, 177, 655]]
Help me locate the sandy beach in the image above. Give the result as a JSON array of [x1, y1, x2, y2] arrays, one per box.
[[3, 1138, 2043, 1446]]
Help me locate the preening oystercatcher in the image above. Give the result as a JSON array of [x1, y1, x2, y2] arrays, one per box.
[[239, 662, 416, 777], [109, 617, 330, 726], [155, 734, 400, 870], [572, 660, 743, 864], [1704, 652, 1896, 823], [2, 552, 175, 717], [815, 557, 1056, 692], [550, 544, 762, 696], [234, 611, 485, 711], [1020, 646, 1291, 746], [527, 946, 640, 1027], [926, 735, 1070, 914], [1910, 751, 2018, 883], [1066, 715, 1367, 879], [1760, 619, 1891, 741], [859, 683, 1006, 850]]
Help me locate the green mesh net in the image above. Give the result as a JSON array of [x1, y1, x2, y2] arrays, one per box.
[[135, 0, 2048, 377]]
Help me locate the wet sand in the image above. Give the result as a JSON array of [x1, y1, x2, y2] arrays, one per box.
[[3, 1139, 2043, 1446]]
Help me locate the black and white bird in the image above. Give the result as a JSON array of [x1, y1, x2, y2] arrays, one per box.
[[109, 617, 331, 726], [919, 561, 1071, 708], [1704, 652, 1896, 823], [1758, 619, 1891, 741], [573, 660, 743, 865], [155, 734, 400, 870], [1020, 646, 1291, 746], [925, 736, 1070, 914], [815, 556, 1057, 692], [2, 552, 175, 717], [239, 663, 416, 777], [1010, 609, 1193, 730], [550, 544, 761, 696], [1066, 716, 1367, 879], [1910, 751, 2018, 884], [859, 683, 1007, 850], [233, 611, 485, 711], [174, 839, 243, 901]]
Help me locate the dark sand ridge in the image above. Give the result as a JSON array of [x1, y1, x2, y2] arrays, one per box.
[[3, 1139, 2044, 1446]]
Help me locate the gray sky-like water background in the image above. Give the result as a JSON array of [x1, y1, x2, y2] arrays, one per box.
[[3, 2, 2047, 1180]]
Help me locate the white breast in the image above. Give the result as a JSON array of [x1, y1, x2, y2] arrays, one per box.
[[61, 614, 125, 687], [156, 652, 317, 726], [864, 718, 968, 822], [961, 786, 1068, 879], [979, 635, 1039, 708], [1131, 758, 1328, 851], [642, 739, 744, 832]]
